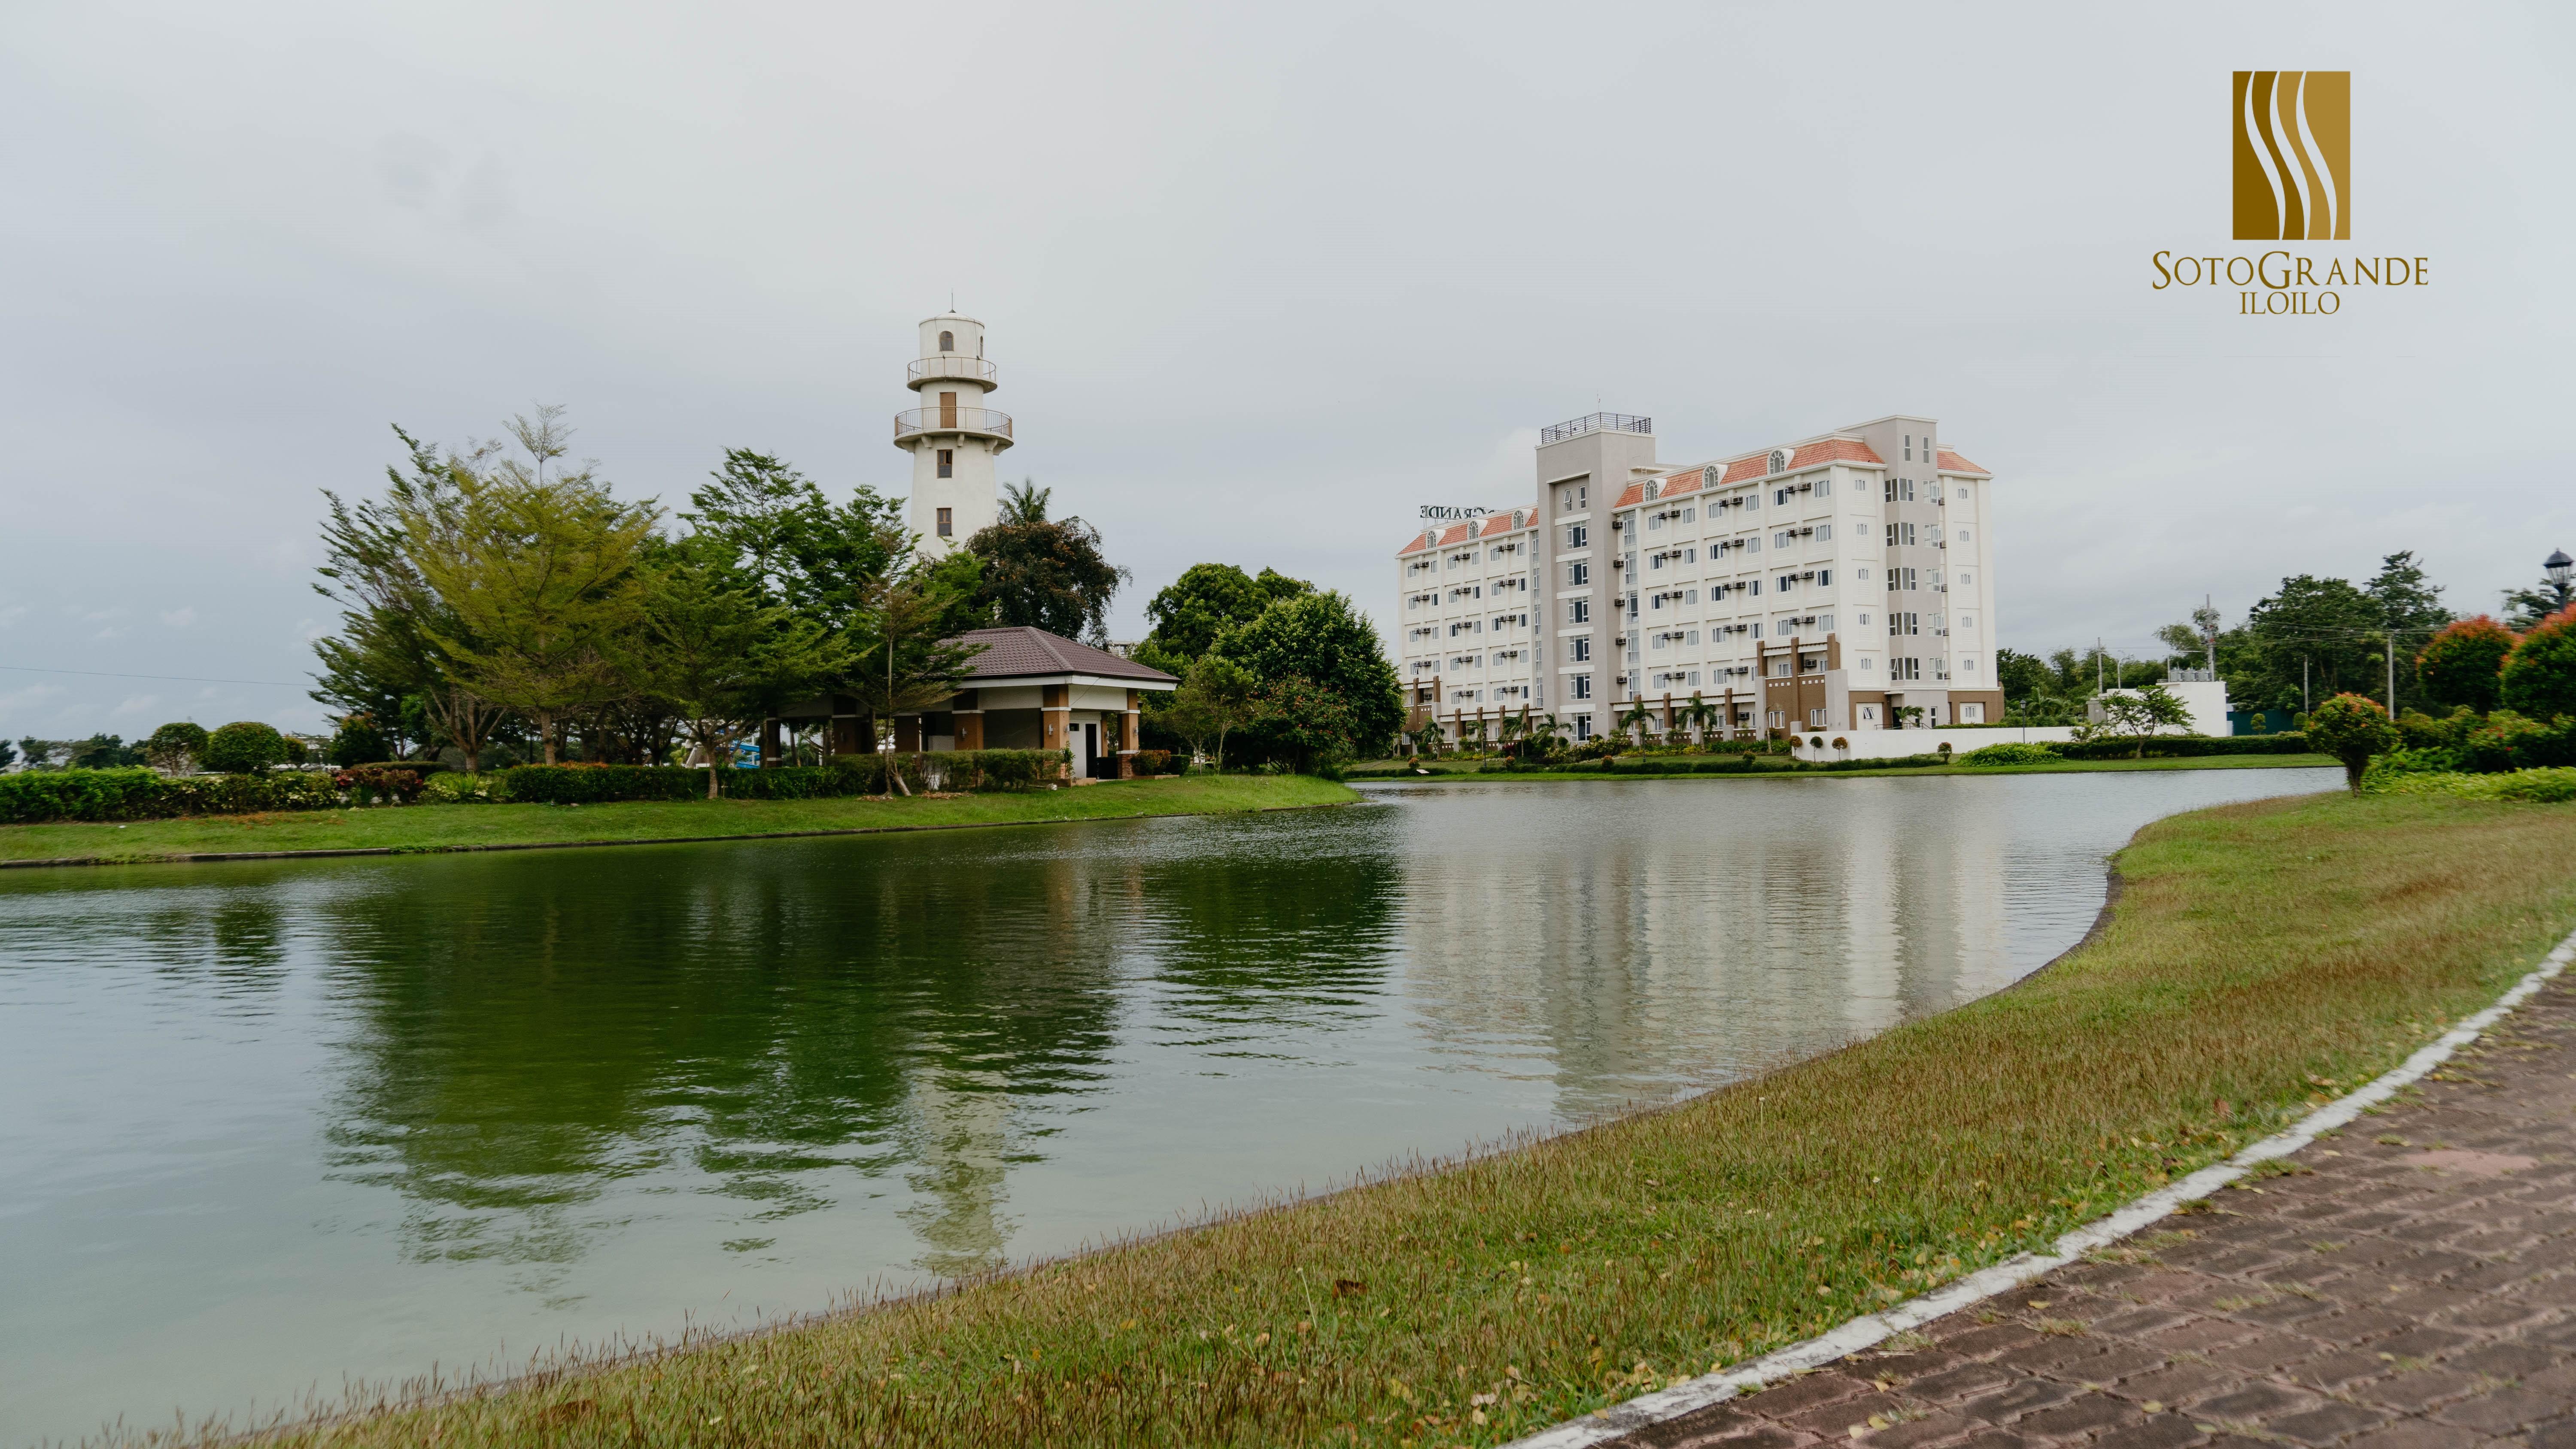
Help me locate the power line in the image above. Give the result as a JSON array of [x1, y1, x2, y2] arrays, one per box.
[[0, 664, 306, 688]]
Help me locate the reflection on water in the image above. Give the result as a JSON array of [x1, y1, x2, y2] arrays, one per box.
[[0, 769, 2337, 1441]]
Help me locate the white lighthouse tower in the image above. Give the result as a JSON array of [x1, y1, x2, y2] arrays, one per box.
[[895, 311, 1012, 553]]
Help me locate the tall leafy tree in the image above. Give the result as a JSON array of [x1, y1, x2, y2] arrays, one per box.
[[410, 424, 661, 765], [1212, 591, 1404, 758], [2242, 575, 2380, 711], [964, 479, 1127, 643], [853, 549, 989, 794], [637, 538, 852, 797], [2499, 606, 2576, 722], [1138, 564, 1316, 672], [2362, 550, 2452, 712]]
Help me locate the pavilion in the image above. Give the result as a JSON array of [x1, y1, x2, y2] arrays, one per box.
[[760, 625, 1177, 780]]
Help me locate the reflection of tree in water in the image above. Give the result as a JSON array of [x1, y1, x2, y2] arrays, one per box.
[[311, 834, 1129, 1284], [1129, 810, 1406, 1048], [0, 868, 302, 1005]]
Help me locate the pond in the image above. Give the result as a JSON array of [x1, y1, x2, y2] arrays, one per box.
[[0, 768, 2339, 1442]]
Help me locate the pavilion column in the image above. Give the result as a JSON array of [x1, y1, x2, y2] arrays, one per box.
[[1041, 684, 1070, 777], [759, 717, 783, 768], [829, 694, 861, 758], [1118, 688, 1141, 778]]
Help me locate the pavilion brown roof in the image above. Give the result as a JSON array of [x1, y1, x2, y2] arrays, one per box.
[[954, 626, 1177, 685]]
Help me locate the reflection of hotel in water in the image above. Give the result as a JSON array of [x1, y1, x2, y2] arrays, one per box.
[[1388, 782, 2017, 1124], [1396, 412, 2006, 745]]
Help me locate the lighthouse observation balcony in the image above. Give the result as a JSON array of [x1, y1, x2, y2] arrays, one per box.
[[907, 355, 999, 387], [895, 406, 1015, 447]]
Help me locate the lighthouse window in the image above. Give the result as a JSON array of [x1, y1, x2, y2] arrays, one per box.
[[936, 507, 953, 537], [938, 330, 954, 352], [936, 449, 954, 478]]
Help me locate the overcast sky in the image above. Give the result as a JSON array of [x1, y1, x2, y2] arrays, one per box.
[[3, 1, 2569, 738]]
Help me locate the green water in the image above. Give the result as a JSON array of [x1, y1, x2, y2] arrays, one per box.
[[0, 769, 2338, 1441]]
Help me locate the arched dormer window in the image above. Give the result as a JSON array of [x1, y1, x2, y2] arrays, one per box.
[[1767, 449, 1788, 475], [938, 330, 955, 352], [1701, 465, 1721, 488]]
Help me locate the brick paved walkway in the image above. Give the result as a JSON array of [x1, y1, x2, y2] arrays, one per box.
[[1611, 974, 2576, 1449]]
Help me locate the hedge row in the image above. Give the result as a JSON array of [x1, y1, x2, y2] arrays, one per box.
[[0, 767, 344, 824], [2047, 731, 2314, 760], [0, 750, 1077, 824]]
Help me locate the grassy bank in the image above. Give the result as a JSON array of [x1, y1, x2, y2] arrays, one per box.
[[1351, 752, 2339, 782], [216, 791, 2576, 1449], [0, 774, 1356, 867]]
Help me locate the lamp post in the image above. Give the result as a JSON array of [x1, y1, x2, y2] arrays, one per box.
[[2549, 549, 2574, 603]]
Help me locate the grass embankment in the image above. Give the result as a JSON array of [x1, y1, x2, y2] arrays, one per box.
[[224, 791, 2576, 1449], [0, 775, 1356, 867], [1350, 752, 2338, 782]]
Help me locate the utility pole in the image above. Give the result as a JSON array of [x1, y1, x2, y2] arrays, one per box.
[[2096, 637, 2105, 695], [2303, 657, 2310, 714], [2386, 612, 2398, 718], [2203, 593, 2218, 674]]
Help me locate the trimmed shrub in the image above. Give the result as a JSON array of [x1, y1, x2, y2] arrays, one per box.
[[1134, 750, 1173, 776], [2457, 711, 2576, 773], [1960, 741, 2062, 766], [202, 721, 288, 774], [335, 765, 427, 806], [143, 721, 210, 773], [424, 773, 505, 804], [2306, 694, 2400, 792], [2499, 603, 2576, 723], [2417, 616, 2517, 712]]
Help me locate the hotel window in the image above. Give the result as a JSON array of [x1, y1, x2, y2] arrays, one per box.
[[936, 506, 953, 537], [1566, 523, 1589, 549], [1816, 569, 1832, 586], [936, 449, 954, 479], [1572, 674, 1593, 701], [1856, 567, 1869, 582], [1567, 561, 1589, 586], [1570, 636, 1592, 662], [1568, 598, 1589, 624], [1903, 434, 1912, 460], [1859, 656, 1875, 672], [1815, 524, 1831, 541]]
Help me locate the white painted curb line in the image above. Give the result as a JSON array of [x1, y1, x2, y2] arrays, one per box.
[[1504, 926, 2576, 1449]]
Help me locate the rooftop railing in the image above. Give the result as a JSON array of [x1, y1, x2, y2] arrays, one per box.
[[1539, 412, 1652, 445]]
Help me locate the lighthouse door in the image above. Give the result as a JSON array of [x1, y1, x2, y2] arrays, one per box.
[[939, 391, 958, 428]]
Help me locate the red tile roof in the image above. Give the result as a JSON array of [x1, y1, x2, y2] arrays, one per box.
[[1614, 440, 1891, 509], [1793, 439, 1885, 468], [954, 626, 1178, 685], [1935, 449, 1990, 476]]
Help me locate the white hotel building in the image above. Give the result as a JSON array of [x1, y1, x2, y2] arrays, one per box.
[[1394, 412, 2002, 744]]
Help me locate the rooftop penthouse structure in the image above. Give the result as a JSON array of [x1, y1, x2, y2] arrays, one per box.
[[1394, 412, 2001, 745]]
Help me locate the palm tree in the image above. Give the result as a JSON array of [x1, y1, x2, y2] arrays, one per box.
[[1616, 697, 1654, 749], [1498, 709, 1525, 760], [1679, 691, 1718, 747], [1523, 712, 1567, 758]]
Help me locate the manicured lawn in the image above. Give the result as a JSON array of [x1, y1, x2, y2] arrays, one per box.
[[0, 775, 1356, 867], [224, 791, 2576, 1448], [1350, 752, 2339, 782]]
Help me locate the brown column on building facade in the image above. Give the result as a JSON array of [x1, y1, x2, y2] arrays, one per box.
[[1041, 684, 1069, 768], [895, 714, 921, 752], [1119, 688, 1140, 778], [759, 716, 784, 767], [952, 689, 985, 751]]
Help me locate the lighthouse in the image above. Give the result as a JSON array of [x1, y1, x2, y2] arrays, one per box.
[[895, 311, 1012, 554]]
